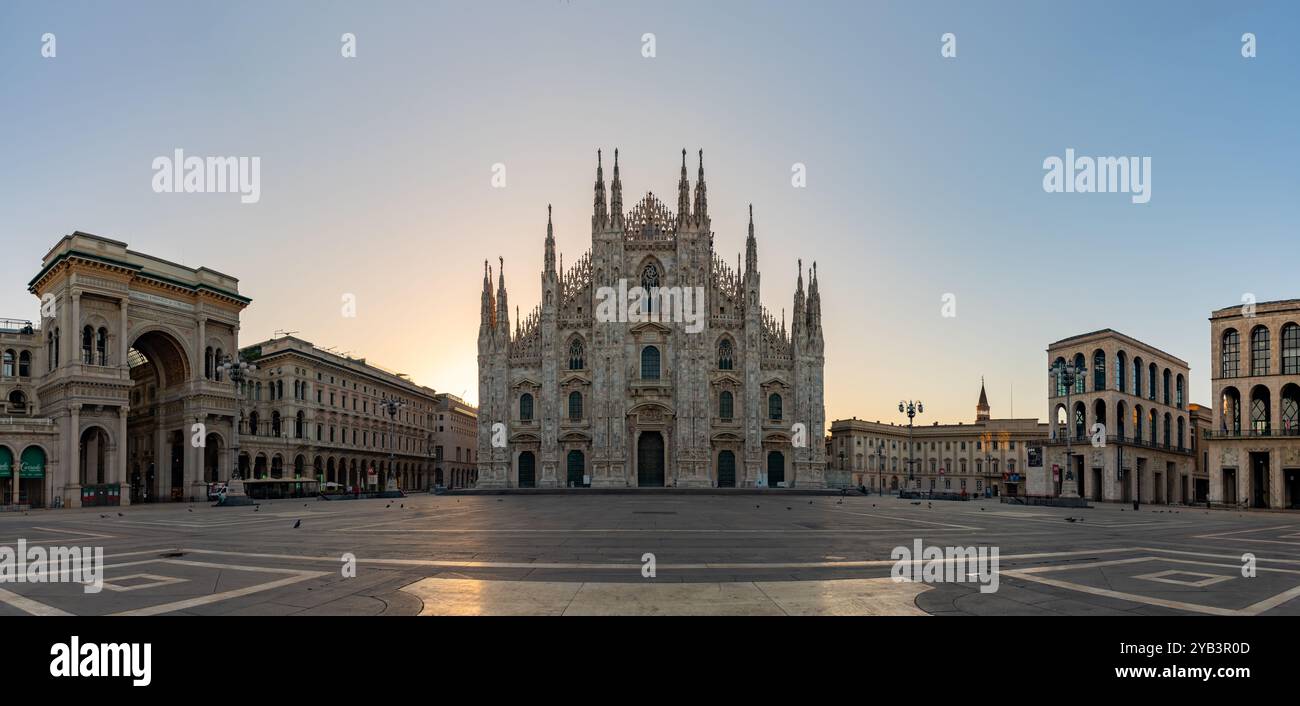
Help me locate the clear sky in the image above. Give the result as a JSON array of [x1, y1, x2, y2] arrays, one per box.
[[2, 1, 1297, 425]]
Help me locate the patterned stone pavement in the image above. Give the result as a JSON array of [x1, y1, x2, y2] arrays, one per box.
[[0, 493, 1297, 615]]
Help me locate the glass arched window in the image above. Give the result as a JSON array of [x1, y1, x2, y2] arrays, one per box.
[[296, 411, 305, 438], [17, 350, 30, 377], [641, 346, 661, 380], [248, 411, 259, 436], [1177, 416, 1186, 450], [519, 393, 534, 421], [719, 390, 733, 420], [1148, 364, 1157, 401], [1162, 369, 1171, 405], [1250, 386, 1270, 434], [1132, 356, 1143, 396], [214, 349, 223, 381], [1093, 350, 1106, 392], [1053, 357, 1067, 396], [718, 339, 734, 370], [95, 328, 108, 365], [568, 339, 584, 370], [1251, 326, 1271, 376], [568, 391, 583, 421], [81, 326, 93, 364], [1221, 330, 1240, 377], [1282, 385, 1300, 434], [1176, 374, 1184, 409], [768, 393, 782, 421], [1283, 324, 1300, 375], [205, 346, 214, 379], [1116, 351, 1127, 392], [1221, 388, 1241, 434], [271, 411, 282, 437], [1073, 354, 1086, 394], [1, 350, 12, 377]]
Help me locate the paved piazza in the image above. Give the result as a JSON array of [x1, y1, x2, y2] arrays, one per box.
[[2, 494, 1299, 616]]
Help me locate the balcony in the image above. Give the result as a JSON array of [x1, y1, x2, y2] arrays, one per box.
[[1045, 434, 1191, 454], [1203, 426, 1300, 440]]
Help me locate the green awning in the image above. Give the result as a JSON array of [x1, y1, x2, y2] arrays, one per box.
[[19, 447, 45, 479], [0, 447, 12, 474]]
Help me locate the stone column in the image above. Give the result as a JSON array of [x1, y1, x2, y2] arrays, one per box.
[[67, 290, 80, 367], [117, 407, 131, 505], [118, 295, 129, 366], [156, 424, 167, 502], [187, 415, 206, 500], [68, 404, 81, 508], [195, 319, 206, 380]]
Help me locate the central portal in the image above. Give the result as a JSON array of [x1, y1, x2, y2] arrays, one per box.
[[637, 431, 665, 487]]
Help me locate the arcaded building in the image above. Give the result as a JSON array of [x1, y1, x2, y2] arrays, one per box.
[[1, 231, 449, 508], [1207, 300, 1300, 508], [233, 335, 439, 493], [1040, 330, 1195, 504], [1, 231, 248, 507]]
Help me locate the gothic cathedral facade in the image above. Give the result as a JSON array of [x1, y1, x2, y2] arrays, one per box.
[[477, 150, 826, 489]]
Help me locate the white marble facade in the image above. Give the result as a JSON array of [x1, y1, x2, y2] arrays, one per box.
[[476, 151, 826, 489]]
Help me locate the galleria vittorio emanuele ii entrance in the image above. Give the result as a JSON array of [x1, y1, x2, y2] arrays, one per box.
[[12, 231, 249, 507]]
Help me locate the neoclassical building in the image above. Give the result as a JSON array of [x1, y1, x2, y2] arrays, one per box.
[[2, 231, 248, 507], [1207, 300, 1300, 508], [1038, 329, 1195, 504], [1, 231, 454, 508], [830, 381, 1048, 497], [232, 335, 440, 493], [477, 150, 826, 488], [432, 393, 478, 489]]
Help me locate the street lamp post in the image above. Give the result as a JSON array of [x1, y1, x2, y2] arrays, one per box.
[[1050, 359, 1088, 499], [379, 395, 405, 494], [899, 400, 923, 494], [218, 354, 256, 505]]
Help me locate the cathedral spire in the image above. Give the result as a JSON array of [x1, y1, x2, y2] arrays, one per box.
[[481, 259, 495, 330], [793, 259, 806, 338], [609, 148, 623, 229], [745, 204, 757, 274], [593, 149, 608, 229], [544, 204, 556, 274], [692, 149, 708, 222], [677, 148, 691, 225], [496, 256, 509, 335], [808, 261, 821, 329]]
